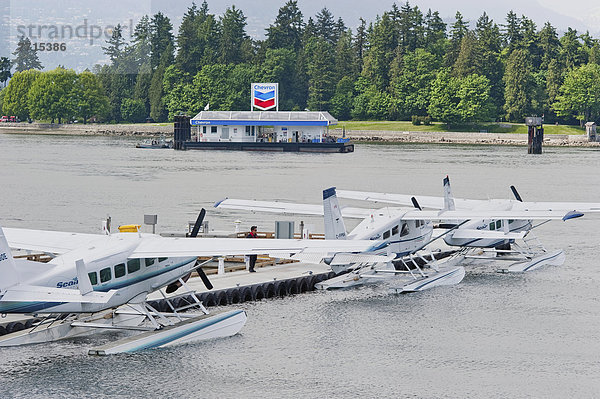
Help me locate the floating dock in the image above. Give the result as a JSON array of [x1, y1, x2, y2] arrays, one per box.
[[181, 140, 354, 153]]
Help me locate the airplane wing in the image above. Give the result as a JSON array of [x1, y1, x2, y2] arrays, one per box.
[[400, 209, 584, 221], [0, 285, 116, 304], [214, 198, 373, 219], [335, 190, 481, 210], [3, 228, 104, 254], [130, 236, 383, 259], [510, 201, 600, 213]]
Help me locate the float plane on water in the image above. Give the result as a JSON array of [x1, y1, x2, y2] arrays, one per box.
[[215, 180, 590, 292], [0, 209, 386, 354]]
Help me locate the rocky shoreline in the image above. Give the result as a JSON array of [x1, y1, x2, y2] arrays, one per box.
[[0, 122, 597, 147]]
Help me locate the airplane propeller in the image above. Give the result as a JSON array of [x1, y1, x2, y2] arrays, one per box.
[[166, 208, 213, 293], [411, 197, 422, 211], [510, 186, 523, 202]]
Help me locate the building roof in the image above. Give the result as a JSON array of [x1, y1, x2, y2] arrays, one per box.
[[190, 111, 338, 126]]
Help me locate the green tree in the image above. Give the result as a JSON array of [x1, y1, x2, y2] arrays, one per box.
[[315, 8, 336, 45], [390, 48, 440, 119], [120, 98, 147, 122], [305, 37, 335, 111], [28, 68, 78, 123], [261, 48, 298, 109], [538, 22, 560, 70], [361, 13, 397, 90], [72, 71, 109, 123], [330, 76, 354, 120], [12, 36, 42, 72], [423, 9, 447, 57], [560, 28, 585, 69], [102, 24, 125, 64], [502, 11, 522, 53], [266, 1, 304, 51], [149, 45, 173, 122], [219, 5, 249, 64], [1, 69, 40, 120], [0, 57, 11, 86], [452, 31, 481, 77], [150, 12, 174, 70], [445, 12, 469, 66], [553, 63, 600, 126], [503, 49, 538, 121]]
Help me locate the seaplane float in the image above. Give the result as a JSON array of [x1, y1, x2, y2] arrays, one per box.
[[0, 210, 388, 354]]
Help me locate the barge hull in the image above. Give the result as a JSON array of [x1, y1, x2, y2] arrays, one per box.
[[181, 141, 354, 153]]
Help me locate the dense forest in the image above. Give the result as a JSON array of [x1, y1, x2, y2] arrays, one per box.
[[2, 0, 600, 126]]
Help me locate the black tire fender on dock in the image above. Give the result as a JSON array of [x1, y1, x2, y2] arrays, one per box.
[[252, 284, 265, 301], [298, 277, 309, 293], [305, 275, 317, 291], [203, 292, 217, 307], [0, 325, 6, 336], [227, 288, 241, 304], [24, 319, 35, 329], [6, 322, 24, 334], [273, 281, 286, 297], [286, 279, 298, 295], [240, 286, 253, 302], [313, 273, 326, 284], [215, 290, 229, 306], [263, 282, 276, 298]]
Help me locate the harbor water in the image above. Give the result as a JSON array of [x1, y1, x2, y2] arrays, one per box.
[[0, 133, 599, 398]]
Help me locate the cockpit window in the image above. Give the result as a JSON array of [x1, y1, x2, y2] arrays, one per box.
[[88, 271, 98, 285], [400, 223, 409, 237], [114, 263, 126, 278], [99, 267, 111, 283], [127, 259, 141, 273], [391, 225, 399, 235]]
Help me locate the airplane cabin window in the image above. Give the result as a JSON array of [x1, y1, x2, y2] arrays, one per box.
[[509, 219, 514, 224], [115, 263, 126, 278], [145, 258, 155, 267], [127, 259, 141, 273], [100, 267, 112, 283], [496, 220, 501, 229], [490, 222, 495, 230], [88, 271, 98, 285], [383, 230, 391, 239], [400, 223, 409, 236], [392, 225, 399, 235], [158, 257, 168, 263]]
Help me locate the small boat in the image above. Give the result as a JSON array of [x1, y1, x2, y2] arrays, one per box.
[[135, 137, 173, 149]]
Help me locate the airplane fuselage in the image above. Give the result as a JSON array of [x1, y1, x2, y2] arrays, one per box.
[[0, 233, 197, 314]]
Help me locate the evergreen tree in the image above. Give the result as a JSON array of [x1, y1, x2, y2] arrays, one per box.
[[452, 31, 481, 77], [12, 36, 43, 72], [445, 12, 469, 66], [149, 44, 172, 121], [424, 9, 446, 57], [315, 8, 336, 45], [305, 37, 335, 111], [175, 4, 202, 75], [519, 17, 540, 67], [150, 12, 174, 70], [538, 22, 560, 70], [334, 29, 357, 84], [560, 28, 585, 69], [266, 0, 304, 51], [0, 57, 11, 86], [361, 13, 397, 90], [504, 49, 538, 121], [354, 18, 368, 69], [502, 11, 522, 52], [475, 12, 503, 116], [219, 5, 249, 64], [132, 15, 152, 68], [102, 25, 125, 64]]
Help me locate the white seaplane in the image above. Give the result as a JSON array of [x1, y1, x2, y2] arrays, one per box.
[[336, 176, 597, 274], [215, 185, 584, 293], [0, 209, 386, 354]]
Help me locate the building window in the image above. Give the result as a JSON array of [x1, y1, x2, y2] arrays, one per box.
[[202, 126, 206, 134], [211, 126, 217, 133]]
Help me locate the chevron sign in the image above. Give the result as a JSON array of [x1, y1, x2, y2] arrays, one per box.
[[251, 83, 278, 111]]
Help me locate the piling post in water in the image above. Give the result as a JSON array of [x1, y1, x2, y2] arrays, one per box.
[[525, 116, 543, 154], [173, 114, 191, 150]]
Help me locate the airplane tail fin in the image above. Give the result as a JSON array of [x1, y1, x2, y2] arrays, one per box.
[[443, 176, 456, 211], [0, 227, 20, 291], [323, 187, 347, 240]]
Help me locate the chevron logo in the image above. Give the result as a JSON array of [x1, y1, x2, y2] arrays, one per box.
[[252, 83, 277, 110]]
